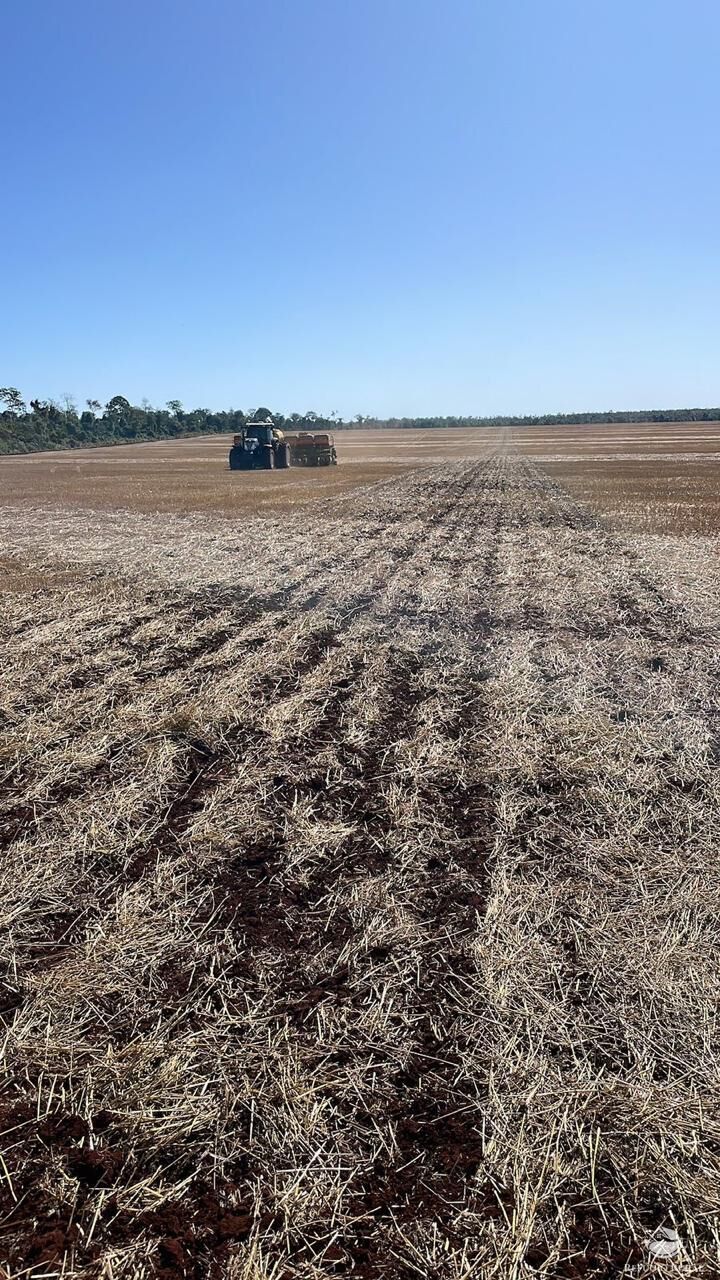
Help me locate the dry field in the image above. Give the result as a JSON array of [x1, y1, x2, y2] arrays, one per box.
[[510, 421, 720, 536], [1, 424, 720, 1279]]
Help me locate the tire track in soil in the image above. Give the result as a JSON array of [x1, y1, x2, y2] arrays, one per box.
[[1, 453, 512, 1278], [160, 682, 496, 1276], [5, 458, 502, 971], [70, 458, 504, 1271], [0, 582, 401, 848], [186, 466, 506, 1278], [1, 458, 497, 842], [116, 457, 504, 874], [124, 456, 501, 883], [306, 468, 507, 1276]]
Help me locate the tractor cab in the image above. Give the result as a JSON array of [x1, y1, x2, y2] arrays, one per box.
[[245, 421, 274, 446]]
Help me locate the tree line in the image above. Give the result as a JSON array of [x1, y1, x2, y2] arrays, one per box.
[[1, 387, 718, 455]]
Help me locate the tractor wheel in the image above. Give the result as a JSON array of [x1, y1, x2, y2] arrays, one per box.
[[276, 442, 291, 469]]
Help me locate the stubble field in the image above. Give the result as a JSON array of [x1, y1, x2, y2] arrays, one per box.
[[1, 423, 720, 1279]]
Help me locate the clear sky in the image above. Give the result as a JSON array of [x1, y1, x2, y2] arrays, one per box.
[[2, 0, 718, 418]]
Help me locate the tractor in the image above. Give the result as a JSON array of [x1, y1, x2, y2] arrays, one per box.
[[228, 418, 338, 470], [228, 419, 290, 470]]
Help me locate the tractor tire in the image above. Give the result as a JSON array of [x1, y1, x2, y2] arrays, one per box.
[[276, 442, 291, 469], [229, 446, 245, 470], [261, 445, 274, 470]]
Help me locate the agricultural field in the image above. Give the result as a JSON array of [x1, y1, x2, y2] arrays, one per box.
[[1, 422, 720, 1279]]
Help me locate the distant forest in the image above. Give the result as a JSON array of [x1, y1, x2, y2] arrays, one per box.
[[1, 387, 718, 455]]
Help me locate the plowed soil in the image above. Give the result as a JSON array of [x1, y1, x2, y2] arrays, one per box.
[[1, 428, 720, 1278]]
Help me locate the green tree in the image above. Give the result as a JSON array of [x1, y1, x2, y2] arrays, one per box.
[[0, 387, 26, 414], [106, 395, 131, 414]]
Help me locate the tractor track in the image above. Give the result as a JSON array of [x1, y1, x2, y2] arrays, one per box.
[[0, 456, 501, 851]]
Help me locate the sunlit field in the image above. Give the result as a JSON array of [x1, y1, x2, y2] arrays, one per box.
[[1, 424, 719, 1278]]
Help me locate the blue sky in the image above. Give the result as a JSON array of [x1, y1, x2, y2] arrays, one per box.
[[2, 0, 718, 417]]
